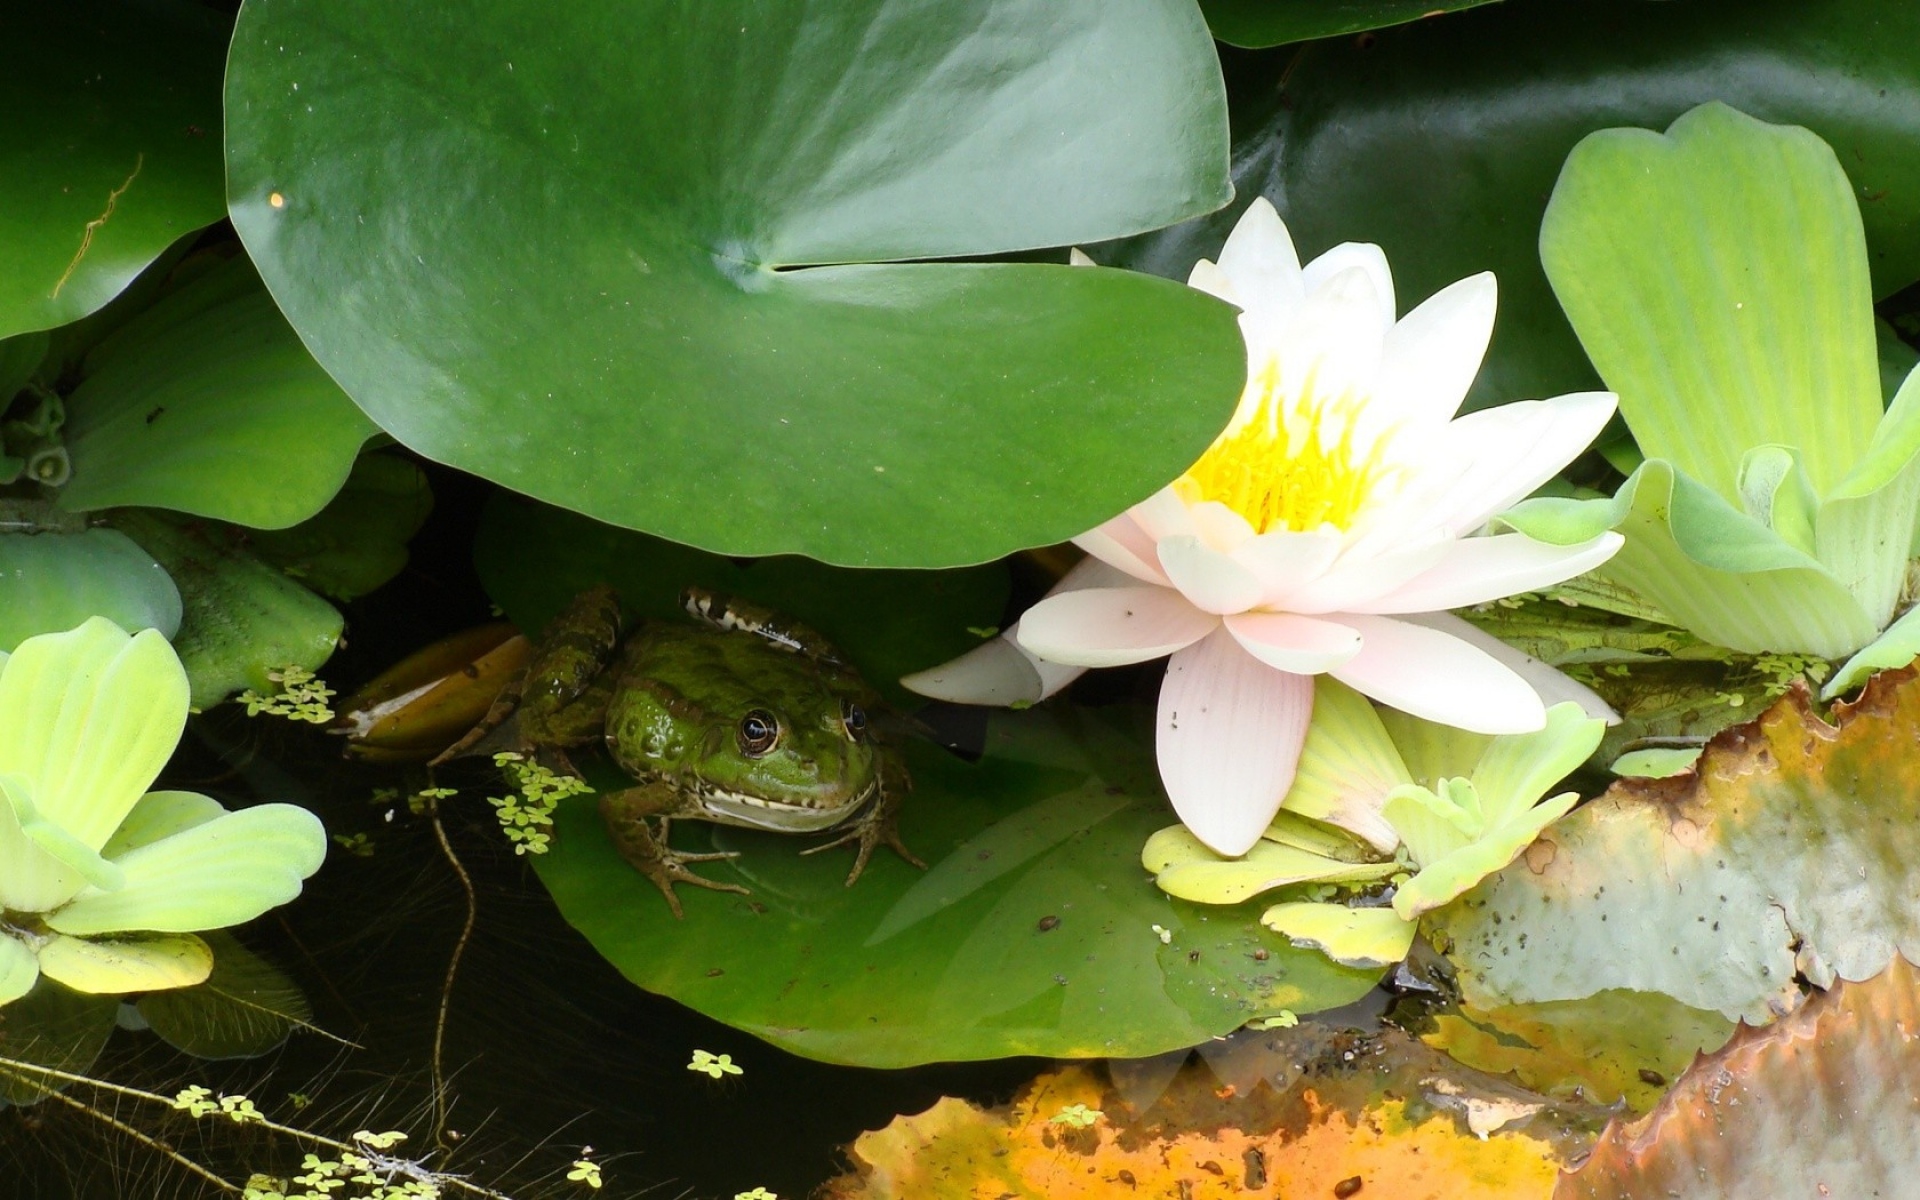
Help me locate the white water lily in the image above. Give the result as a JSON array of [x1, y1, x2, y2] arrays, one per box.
[[907, 199, 1620, 856], [0, 618, 328, 1005]]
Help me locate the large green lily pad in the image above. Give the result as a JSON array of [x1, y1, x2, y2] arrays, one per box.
[[0, 525, 181, 652], [472, 494, 1008, 709], [59, 254, 377, 529], [1198, 0, 1501, 48], [0, 0, 227, 338], [1427, 670, 1920, 1023], [1558, 954, 1920, 1199], [1109, 0, 1920, 414], [533, 705, 1380, 1067], [226, 0, 1244, 567]]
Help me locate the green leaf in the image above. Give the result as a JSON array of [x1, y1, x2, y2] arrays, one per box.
[[137, 932, 317, 1060], [1541, 103, 1881, 501], [0, 0, 226, 338], [35, 932, 211, 996], [49, 804, 327, 936], [0, 979, 116, 1106], [533, 706, 1380, 1066], [1258, 901, 1415, 970], [1198, 0, 1501, 48], [1609, 747, 1701, 779], [473, 495, 1007, 710], [1106, 0, 1920, 415], [0, 526, 181, 651], [1426, 676, 1920, 1022], [225, 0, 1244, 567], [1144, 825, 1395, 905], [0, 935, 37, 1007], [98, 791, 226, 861], [1278, 678, 1408, 852], [1824, 602, 1920, 699], [1815, 363, 1920, 629], [56, 255, 377, 529], [112, 511, 343, 709], [248, 452, 432, 600], [1504, 460, 1877, 657]]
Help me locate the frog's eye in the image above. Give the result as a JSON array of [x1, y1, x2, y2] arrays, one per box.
[[841, 701, 869, 742], [737, 709, 781, 757]]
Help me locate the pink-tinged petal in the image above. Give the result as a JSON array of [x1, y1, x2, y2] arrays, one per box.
[[1073, 512, 1169, 586], [1214, 198, 1305, 316], [1301, 241, 1395, 329], [1330, 614, 1547, 734], [1128, 486, 1197, 543], [1281, 537, 1451, 614], [1157, 628, 1315, 856], [1396, 611, 1618, 724], [1224, 611, 1363, 673], [1372, 272, 1496, 432], [1426, 392, 1619, 536], [1158, 535, 1265, 615], [1186, 257, 1238, 305], [901, 558, 1130, 704], [1350, 531, 1624, 615], [1016, 586, 1218, 668], [1233, 528, 1345, 603], [1185, 500, 1257, 553]]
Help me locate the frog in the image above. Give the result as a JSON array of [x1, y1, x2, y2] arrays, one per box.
[[438, 584, 920, 916]]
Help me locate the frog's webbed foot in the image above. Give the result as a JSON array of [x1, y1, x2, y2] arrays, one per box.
[[600, 796, 747, 920], [800, 774, 924, 887]]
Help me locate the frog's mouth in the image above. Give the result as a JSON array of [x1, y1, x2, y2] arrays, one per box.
[[694, 779, 876, 833]]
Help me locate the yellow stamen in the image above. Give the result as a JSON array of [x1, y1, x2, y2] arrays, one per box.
[[1176, 358, 1392, 534]]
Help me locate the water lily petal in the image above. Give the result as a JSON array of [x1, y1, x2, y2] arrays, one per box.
[[1302, 241, 1395, 330], [1158, 535, 1265, 615], [1186, 257, 1237, 305], [1211, 197, 1304, 318], [1223, 611, 1362, 674], [0, 619, 189, 853], [1232, 528, 1344, 603], [1127, 485, 1198, 544], [1073, 511, 1169, 586], [1331, 614, 1547, 735], [1351, 531, 1623, 615], [1281, 536, 1452, 615], [49, 803, 328, 936], [1269, 266, 1386, 407], [1373, 271, 1497, 432], [901, 558, 1131, 704], [1184, 500, 1257, 554], [1156, 628, 1314, 855], [1422, 392, 1619, 537], [0, 933, 38, 1006], [1067, 247, 1095, 268], [1396, 610, 1618, 724], [1016, 586, 1217, 669]]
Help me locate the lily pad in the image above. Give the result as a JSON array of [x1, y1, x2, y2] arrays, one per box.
[[1558, 954, 1920, 1198], [819, 1026, 1587, 1198], [532, 705, 1380, 1067], [1199, 0, 1502, 48], [58, 254, 378, 530], [249, 451, 432, 600], [112, 511, 342, 709], [225, 0, 1244, 567], [1419, 990, 1736, 1111], [1427, 669, 1920, 1022], [0, 526, 181, 652], [472, 494, 1008, 709], [1108, 0, 1920, 414], [0, 0, 227, 338]]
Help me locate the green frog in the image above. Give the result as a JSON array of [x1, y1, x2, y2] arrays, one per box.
[[443, 585, 919, 915]]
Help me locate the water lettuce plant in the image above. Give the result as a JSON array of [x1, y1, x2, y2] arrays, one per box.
[[913, 199, 1619, 855], [0, 618, 327, 1006], [1145, 678, 1604, 970], [1508, 103, 1920, 697]]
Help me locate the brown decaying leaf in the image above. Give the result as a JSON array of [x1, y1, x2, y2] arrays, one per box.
[[1558, 954, 1920, 1199], [820, 1024, 1596, 1199]]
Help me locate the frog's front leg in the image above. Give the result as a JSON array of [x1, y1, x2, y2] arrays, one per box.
[[599, 779, 748, 919], [799, 750, 924, 885]]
